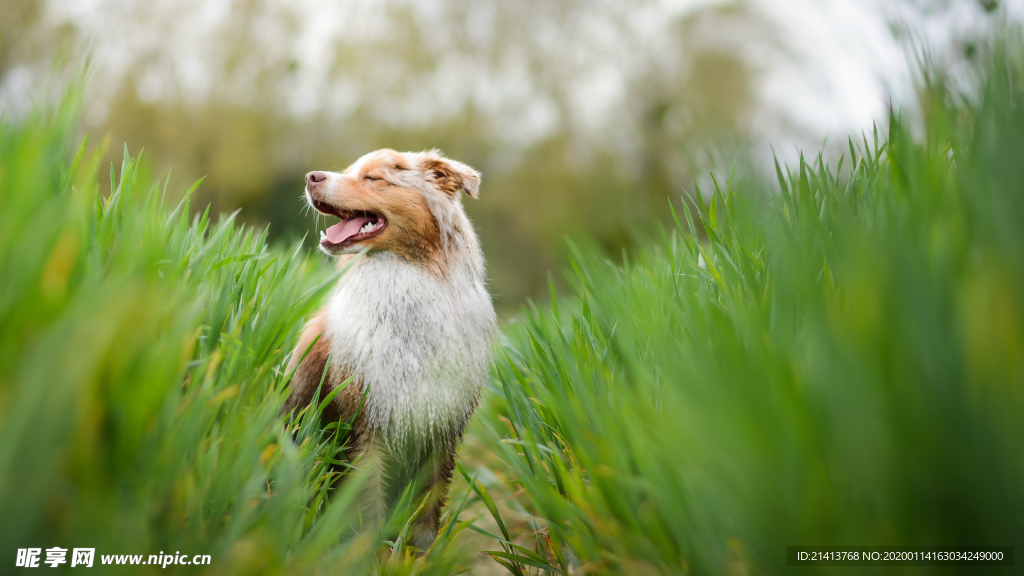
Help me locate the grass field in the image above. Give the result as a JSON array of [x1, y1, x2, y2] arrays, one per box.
[[2, 41, 1023, 575]]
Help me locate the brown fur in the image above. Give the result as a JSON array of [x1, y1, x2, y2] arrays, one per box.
[[369, 187, 444, 269], [281, 316, 369, 461], [420, 157, 480, 198]]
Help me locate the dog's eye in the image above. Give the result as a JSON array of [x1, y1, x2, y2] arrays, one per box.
[[364, 175, 382, 182]]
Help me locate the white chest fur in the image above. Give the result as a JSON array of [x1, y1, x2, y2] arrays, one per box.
[[325, 253, 496, 456]]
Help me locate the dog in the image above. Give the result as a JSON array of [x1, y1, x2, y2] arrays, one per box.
[[282, 149, 496, 549]]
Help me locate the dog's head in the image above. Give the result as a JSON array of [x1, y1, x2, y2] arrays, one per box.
[[305, 149, 481, 264]]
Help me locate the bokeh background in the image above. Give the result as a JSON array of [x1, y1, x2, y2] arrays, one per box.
[[2, 0, 1018, 315]]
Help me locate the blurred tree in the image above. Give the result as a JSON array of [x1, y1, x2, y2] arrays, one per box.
[[2, 1, 1015, 313], [0, 0, 77, 107], [0, 0, 43, 74], [11, 0, 946, 314], [44, 0, 778, 314]]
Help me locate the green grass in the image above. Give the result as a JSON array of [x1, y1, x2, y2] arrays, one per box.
[[472, 43, 1024, 575], [3, 39, 1024, 576], [0, 86, 475, 574]]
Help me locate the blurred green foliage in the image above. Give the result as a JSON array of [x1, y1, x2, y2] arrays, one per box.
[[476, 39, 1024, 575]]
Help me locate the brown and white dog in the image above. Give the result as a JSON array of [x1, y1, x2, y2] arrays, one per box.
[[282, 149, 496, 549]]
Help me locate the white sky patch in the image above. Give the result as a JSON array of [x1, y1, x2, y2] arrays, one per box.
[[759, 0, 909, 136], [15, 0, 1024, 166]]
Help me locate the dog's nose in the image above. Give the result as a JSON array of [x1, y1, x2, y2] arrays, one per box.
[[306, 171, 327, 189]]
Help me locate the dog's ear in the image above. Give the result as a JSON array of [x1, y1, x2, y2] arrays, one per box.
[[420, 152, 481, 199]]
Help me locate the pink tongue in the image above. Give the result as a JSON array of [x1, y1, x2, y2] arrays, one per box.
[[326, 215, 374, 244]]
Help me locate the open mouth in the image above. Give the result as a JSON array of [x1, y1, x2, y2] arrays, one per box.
[[312, 198, 387, 247]]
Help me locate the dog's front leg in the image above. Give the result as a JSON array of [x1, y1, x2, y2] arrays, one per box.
[[407, 450, 456, 551], [282, 314, 330, 418]]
